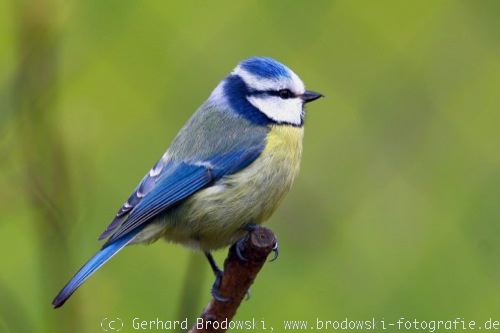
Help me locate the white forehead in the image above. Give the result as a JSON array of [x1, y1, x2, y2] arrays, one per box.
[[232, 65, 305, 94]]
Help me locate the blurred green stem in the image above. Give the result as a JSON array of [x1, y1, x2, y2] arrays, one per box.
[[13, 0, 82, 332]]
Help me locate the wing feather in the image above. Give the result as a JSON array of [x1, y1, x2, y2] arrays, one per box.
[[100, 145, 264, 247], [98, 156, 168, 240]]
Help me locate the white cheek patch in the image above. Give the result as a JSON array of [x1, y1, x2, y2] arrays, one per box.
[[248, 96, 303, 126]]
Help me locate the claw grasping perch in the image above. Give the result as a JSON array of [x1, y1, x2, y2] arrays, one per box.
[[189, 226, 277, 333]]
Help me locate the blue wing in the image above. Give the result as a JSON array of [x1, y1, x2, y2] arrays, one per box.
[[100, 145, 264, 246]]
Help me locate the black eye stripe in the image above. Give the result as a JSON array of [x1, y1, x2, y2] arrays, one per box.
[[278, 89, 293, 99], [248, 89, 296, 99]]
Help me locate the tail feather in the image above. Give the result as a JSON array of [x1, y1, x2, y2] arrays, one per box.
[[52, 229, 139, 308]]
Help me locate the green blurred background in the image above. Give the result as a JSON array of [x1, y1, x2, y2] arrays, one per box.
[[1, 0, 500, 332]]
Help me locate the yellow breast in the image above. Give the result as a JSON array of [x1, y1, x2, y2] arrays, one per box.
[[255, 124, 304, 219], [265, 125, 304, 165], [161, 125, 304, 250]]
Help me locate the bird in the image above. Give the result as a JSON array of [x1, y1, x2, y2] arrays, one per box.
[[52, 56, 323, 308]]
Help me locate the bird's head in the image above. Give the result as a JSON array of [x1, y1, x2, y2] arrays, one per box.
[[210, 57, 322, 127]]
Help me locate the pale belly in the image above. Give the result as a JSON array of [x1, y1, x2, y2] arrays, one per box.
[[135, 125, 303, 251]]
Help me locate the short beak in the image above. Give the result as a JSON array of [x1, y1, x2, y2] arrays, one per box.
[[301, 90, 324, 104]]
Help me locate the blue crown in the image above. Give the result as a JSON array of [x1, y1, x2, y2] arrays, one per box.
[[239, 57, 291, 80]]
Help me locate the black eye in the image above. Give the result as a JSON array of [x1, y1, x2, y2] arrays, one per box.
[[278, 89, 293, 99]]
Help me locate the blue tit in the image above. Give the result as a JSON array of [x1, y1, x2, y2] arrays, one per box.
[[52, 56, 322, 308]]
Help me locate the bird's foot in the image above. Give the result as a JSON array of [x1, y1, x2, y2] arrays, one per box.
[[235, 236, 249, 261], [211, 270, 229, 302], [205, 251, 229, 302], [235, 224, 258, 262], [270, 240, 279, 262]]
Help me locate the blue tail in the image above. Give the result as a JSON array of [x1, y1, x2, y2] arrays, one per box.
[[52, 229, 140, 308]]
